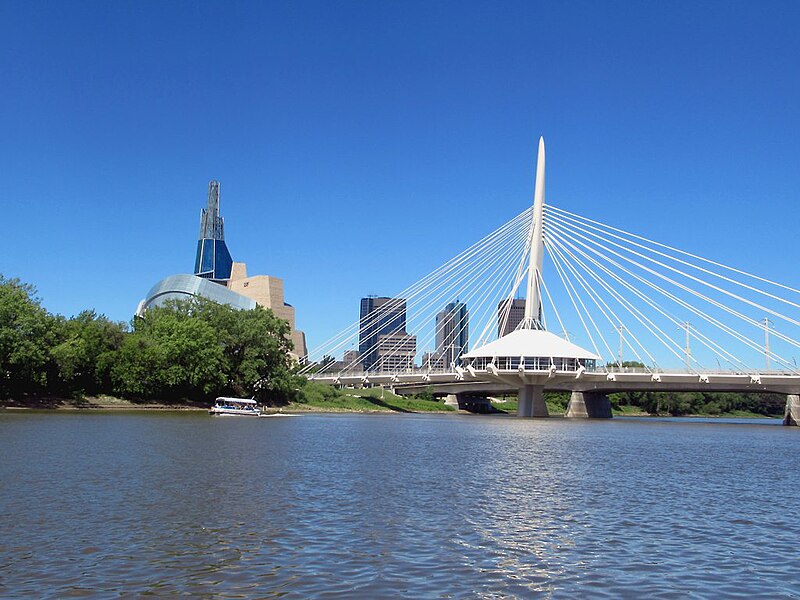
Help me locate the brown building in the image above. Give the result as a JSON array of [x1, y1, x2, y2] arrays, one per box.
[[497, 298, 526, 336], [375, 332, 417, 372], [227, 262, 308, 360]]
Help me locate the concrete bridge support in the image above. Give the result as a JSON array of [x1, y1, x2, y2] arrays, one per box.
[[566, 391, 613, 419], [785, 394, 800, 426], [518, 385, 548, 418], [444, 394, 460, 410], [443, 394, 493, 413]]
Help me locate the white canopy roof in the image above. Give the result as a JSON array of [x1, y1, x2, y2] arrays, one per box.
[[216, 397, 257, 404], [463, 329, 601, 360]]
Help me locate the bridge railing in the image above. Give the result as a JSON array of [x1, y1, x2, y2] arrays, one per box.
[[306, 363, 800, 382], [602, 366, 799, 376]]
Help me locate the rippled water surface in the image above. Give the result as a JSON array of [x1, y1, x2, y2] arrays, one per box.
[[1, 412, 798, 598]]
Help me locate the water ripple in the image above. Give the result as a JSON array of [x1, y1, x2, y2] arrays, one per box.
[[0, 412, 798, 598]]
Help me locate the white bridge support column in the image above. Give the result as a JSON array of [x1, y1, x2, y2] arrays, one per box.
[[518, 385, 548, 418], [785, 394, 800, 426], [444, 394, 460, 410], [566, 391, 613, 419]]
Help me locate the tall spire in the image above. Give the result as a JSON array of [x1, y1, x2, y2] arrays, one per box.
[[194, 180, 233, 281], [199, 180, 224, 240], [522, 136, 546, 330]]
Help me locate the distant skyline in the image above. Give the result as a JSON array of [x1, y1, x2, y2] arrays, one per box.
[[2, 1, 800, 353]]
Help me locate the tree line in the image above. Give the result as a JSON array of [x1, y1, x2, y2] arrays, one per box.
[[602, 362, 785, 417], [606, 390, 785, 416], [0, 275, 301, 405], [0, 275, 788, 415]]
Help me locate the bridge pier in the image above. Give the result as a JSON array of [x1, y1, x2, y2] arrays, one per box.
[[444, 394, 493, 413], [566, 391, 613, 419], [518, 385, 548, 418], [785, 394, 800, 426], [444, 394, 460, 410]]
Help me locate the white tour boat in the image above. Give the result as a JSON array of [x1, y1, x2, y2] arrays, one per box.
[[209, 397, 261, 417]]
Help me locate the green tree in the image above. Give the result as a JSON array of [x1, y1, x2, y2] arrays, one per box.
[[182, 299, 297, 402], [108, 298, 297, 404], [110, 301, 228, 401], [50, 310, 127, 396], [108, 333, 168, 399], [0, 276, 60, 399]]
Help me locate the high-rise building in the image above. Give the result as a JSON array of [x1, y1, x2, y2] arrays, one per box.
[[194, 181, 234, 281], [316, 349, 363, 374], [359, 297, 416, 371], [421, 351, 446, 371], [375, 332, 417, 372], [497, 298, 526, 336], [343, 350, 361, 365], [435, 301, 469, 367]]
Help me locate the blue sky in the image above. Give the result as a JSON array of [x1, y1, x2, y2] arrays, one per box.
[[2, 0, 800, 354]]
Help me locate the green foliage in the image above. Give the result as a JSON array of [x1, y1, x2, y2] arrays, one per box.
[[294, 383, 455, 412], [608, 390, 785, 417], [109, 304, 227, 401], [50, 310, 127, 396], [0, 276, 300, 405], [413, 386, 435, 402], [0, 274, 793, 417], [491, 399, 518, 412], [110, 298, 297, 404], [545, 391, 570, 412], [298, 380, 342, 405], [495, 392, 573, 414], [0, 276, 61, 398]]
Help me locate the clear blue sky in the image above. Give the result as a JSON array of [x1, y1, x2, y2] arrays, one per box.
[[2, 1, 800, 352]]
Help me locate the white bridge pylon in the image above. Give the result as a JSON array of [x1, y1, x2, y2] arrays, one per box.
[[301, 138, 800, 421]]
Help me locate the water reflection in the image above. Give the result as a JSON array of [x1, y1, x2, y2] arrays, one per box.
[[0, 412, 798, 598]]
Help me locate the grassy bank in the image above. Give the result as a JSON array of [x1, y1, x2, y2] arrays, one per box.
[[1, 386, 454, 414], [1, 387, 779, 418], [289, 384, 455, 413], [489, 393, 570, 415], [489, 399, 572, 414]]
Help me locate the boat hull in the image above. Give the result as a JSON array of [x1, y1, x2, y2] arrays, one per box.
[[209, 408, 261, 417]]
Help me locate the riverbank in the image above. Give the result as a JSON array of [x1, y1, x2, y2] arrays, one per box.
[[288, 387, 456, 413], [1, 396, 207, 411], [0, 389, 456, 414], [488, 398, 773, 419], [0, 390, 776, 418]]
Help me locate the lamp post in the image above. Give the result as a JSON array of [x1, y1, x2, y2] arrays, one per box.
[[679, 321, 691, 371], [763, 317, 773, 371]]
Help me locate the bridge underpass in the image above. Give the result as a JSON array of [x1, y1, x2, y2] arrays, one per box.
[[388, 374, 800, 423], [302, 137, 800, 426]]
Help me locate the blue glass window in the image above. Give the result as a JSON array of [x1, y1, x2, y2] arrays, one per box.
[[200, 239, 215, 274], [194, 240, 203, 274], [214, 241, 233, 279]]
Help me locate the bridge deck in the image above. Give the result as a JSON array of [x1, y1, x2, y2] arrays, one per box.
[[308, 369, 800, 396]]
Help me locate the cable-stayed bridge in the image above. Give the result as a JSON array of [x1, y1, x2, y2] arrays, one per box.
[[301, 138, 800, 425]]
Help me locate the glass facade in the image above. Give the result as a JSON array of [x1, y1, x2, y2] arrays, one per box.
[[359, 297, 410, 372], [497, 298, 526, 336], [139, 274, 256, 315], [467, 356, 597, 372], [435, 301, 469, 367], [194, 181, 233, 281], [195, 238, 232, 280]]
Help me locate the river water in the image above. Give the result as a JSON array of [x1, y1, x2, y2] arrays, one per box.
[[1, 411, 798, 598]]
